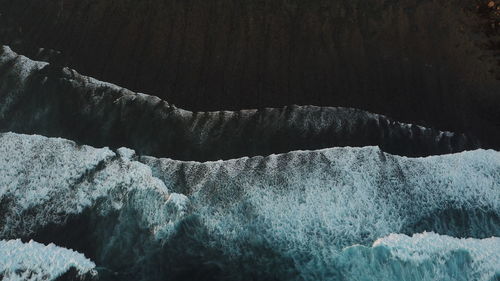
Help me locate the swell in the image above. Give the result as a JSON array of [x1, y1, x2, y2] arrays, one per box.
[[0, 46, 481, 161]]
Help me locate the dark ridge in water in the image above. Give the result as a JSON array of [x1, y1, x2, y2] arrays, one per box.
[[0, 47, 482, 161], [0, 0, 499, 150]]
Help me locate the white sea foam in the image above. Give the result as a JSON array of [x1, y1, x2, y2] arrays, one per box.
[[334, 232, 500, 281], [0, 239, 96, 281], [143, 145, 500, 279], [0, 132, 498, 280]]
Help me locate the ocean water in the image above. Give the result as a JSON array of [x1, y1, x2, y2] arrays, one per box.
[[0, 132, 498, 280]]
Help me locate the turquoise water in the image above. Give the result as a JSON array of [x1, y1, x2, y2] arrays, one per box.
[[0, 133, 499, 280]]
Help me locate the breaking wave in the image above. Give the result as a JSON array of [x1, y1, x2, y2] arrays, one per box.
[[0, 239, 96, 281], [0, 132, 498, 280]]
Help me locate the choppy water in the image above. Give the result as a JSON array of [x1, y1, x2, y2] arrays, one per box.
[[0, 132, 498, 281]]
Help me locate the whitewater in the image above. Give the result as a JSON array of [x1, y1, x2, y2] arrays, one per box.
[[0, 132, 498, 280]]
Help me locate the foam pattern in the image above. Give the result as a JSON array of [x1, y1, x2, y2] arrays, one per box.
[[0, 239, 96, 281], [334, 232, 500, 281], [0, 132, 188, 240], [0, 132, 499, 280], [143, 145, 500, 279]]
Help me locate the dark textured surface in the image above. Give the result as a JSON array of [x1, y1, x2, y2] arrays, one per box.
[[0, 47, 481, 161], [0, 0, 499, 149]]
